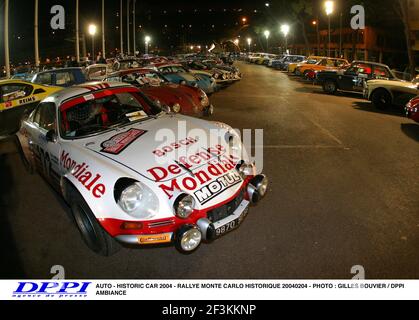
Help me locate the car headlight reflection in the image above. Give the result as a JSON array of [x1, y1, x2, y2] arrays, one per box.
[[118, 182, 159, 219], [174, 194, 196, 219]]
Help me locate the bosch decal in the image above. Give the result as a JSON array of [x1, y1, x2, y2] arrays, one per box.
[[153, 137, 199, 157], [101, 129, 147, 155]]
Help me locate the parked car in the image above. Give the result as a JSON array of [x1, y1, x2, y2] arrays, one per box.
[[112, 58, 143, 72], [296, 57, 349, 78], [201, 59, 242, 80], [316, 61, 395, 94], [17, 82, 268, 256], [406, 96, 419, 123], [0, 80, 61, 136], [31, 67, 87, 87], [85, 64, 110, 81], [272, 55, 306, 70], [247, 53, 265, 64], [183, 60, 231, 86], [288, 56, 325, 74], [154, 63, 216, 95], [105, 68, 214, 116], [365, 77, 419, 109]]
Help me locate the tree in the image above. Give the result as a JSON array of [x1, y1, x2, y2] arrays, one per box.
[[290, 0, 313, 56], [393, 0, 416, 78]]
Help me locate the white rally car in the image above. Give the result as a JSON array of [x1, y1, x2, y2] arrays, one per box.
[[17, 82, 268, 256]]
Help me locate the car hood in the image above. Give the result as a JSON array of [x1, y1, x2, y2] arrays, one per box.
[[81, 115, 236, 183]]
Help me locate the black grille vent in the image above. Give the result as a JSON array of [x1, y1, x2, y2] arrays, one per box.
[[207, 190, 245, 223]]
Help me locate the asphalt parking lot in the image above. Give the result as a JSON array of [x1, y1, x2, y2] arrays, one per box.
[[1, 61, 418, 280]]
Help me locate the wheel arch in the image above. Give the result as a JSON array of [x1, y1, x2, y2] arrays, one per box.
[[370, 87, 394, 103]]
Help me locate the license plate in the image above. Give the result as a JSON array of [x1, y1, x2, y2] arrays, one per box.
[[213, 200, 250, 238]]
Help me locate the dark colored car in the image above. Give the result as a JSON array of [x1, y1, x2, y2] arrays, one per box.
[[31, 67, 87, 87], [316, 61, 395, 94], [406, 96, 419, 123]]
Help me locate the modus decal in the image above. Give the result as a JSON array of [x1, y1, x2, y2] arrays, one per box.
[[101, 129, 147, 155]]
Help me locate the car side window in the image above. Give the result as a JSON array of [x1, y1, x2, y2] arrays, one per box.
[[0, 83, 33, 103], [34, 72, 52, 85], [56, 72, 75, 86], [373, 66, 390, 78], [38, 102, 57, 131]]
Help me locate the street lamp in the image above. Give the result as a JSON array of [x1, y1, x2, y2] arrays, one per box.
[[264, 30, 270, 52], [234, 39, 239, 46], [145, 35, 151, 55], [88, 24, 97, 61], [325, 0, 334, 57], [280, 24, 290, 54]]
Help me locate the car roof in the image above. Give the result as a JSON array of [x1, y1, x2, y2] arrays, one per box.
[[86, 64, 108, 68], [0, 79, 34, 85], [35, 67, 83, 75], [107, 68, 157, 77], [352, 60, 390, 68], [42, 82, 134, 106]]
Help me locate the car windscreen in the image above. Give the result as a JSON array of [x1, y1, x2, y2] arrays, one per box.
[[60, 92, 155, 139], [122, 72, 167, 87]]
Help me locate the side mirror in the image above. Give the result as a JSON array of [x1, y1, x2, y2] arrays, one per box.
[[46, 130, 57, 143]]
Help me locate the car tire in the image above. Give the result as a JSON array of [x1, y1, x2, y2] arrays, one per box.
[[323, 80, 338, 94], [14, 135, 34, 174], [372, 89, 392, 110], [70, 189, 121, 256]]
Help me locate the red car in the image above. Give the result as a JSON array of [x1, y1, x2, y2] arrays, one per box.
[[105, 68, 214, 117], [406, 96, 419, 123]]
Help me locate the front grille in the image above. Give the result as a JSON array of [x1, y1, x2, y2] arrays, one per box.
[[207, 190, 245, 223]]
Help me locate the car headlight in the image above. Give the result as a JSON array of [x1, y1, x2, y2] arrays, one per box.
[[236, 161, 255, 178], [174, 194, 196, 219], [154, 99, 162, 108], [200, 94, 209, 107], [222, 74, 227, 80], [213, 73, 219, 79], [172, 103, 181, 113], [117, 182, 159, 219]]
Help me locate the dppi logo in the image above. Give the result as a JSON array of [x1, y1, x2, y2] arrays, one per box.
[[13, 282, 91, 298]]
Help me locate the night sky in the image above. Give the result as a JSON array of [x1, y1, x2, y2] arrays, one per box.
[[0, 0, 405, 65]]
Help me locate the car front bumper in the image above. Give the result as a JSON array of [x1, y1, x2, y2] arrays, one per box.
[[113, 174, 268, 253]]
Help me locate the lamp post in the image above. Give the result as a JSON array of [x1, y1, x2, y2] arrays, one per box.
[[325, 1, 334, 57], [264, 30, 270, 53], [145, 36, 151, 55], [102, 0, 105, 59], [281, 24, 290, 54], [4, 0, 10, 78], [88, 24, 97, 61], [247, 38, 252, 52]]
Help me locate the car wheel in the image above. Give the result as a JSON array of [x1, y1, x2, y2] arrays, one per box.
[[14, 135, 34, 174], [323, 80, 337, 94], [372, 89, 392, 110], [70, 189, 121, 256]]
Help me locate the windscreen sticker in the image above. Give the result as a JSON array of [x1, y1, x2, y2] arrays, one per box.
[[100, 129, 147, 155], [126, 111, 148, 122]]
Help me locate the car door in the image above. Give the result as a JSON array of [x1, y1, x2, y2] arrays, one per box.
[[30, 102, 61, 185]]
